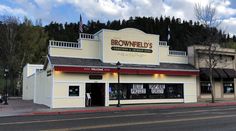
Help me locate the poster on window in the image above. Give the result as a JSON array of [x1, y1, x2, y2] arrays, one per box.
[[149, 84, 165, 94], [131, 84, 146, 94]]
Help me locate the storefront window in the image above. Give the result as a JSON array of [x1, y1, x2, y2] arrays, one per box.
[[109, 83, 183, 100], [200, 82, 211, 94], [69, 86, 80, 96], [223, 83, 234, 94]]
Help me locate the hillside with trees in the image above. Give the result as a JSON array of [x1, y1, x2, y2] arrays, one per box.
[[1, 15, 236, 96], [45, 16, 236, 51]]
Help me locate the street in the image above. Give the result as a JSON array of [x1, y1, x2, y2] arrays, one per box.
[[1, 105, 236, 131]]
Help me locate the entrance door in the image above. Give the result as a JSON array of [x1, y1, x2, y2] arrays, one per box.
[[86, 83, 105, 106]]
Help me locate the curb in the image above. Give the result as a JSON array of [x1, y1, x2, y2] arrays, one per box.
[[29, 102, 236, 116]]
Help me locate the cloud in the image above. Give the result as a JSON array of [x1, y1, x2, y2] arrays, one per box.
[[9, 0, 68, 23], [55, 0, 235, 23], [0, 4, 27, 16], [221, 17, 236, 36], [54, 0, 166, 21], [2, 0, 236, 35]]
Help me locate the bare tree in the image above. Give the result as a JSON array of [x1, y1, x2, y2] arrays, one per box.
[[194, 3, 223, 103]]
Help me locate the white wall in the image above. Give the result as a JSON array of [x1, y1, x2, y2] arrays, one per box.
[[34, 71, 52, 107], [22, 64, 43, 100], [159, 46, 188, 64], [102, 28, 160, 65], [22, 74, 35, 100], [52, 72, 197, 108]]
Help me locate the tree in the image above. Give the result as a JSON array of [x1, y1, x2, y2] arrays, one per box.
[[0, 16, 19, 95], [0, 16, 48, 96], [194, 3, 223, 103]]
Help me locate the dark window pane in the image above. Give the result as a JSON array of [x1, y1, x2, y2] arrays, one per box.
[[223, 83, 234, 94], [69, 86, 80, 96], [109, 83, 184, 100], [109, 84, 118, 100], [200, 82, 211, 94]]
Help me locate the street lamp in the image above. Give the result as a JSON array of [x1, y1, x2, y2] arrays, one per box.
[[116, 61, 121, 107], [3, 68, 9, 105]]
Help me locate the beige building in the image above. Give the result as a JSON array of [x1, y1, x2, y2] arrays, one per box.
[[188, 45, 236, 101], [23, 28, 199, 108]]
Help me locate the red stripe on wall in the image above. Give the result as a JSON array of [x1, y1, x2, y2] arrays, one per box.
[[54, 66, 199, 76]]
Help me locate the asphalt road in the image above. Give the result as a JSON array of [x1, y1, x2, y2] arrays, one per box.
[[1, 105, 236, 131]]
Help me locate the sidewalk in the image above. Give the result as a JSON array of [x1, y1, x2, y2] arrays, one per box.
[[0, 99, 48, 117], [1, 98, 236, 117]]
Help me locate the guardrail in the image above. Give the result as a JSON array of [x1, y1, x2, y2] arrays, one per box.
[[159, 41, 168, 46], [49, 40, 81, 49], [169, 50, 186, 56]]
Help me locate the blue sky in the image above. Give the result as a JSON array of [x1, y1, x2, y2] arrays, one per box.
[[1, 0, 236, 35]]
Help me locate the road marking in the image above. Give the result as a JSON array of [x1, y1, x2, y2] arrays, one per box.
[[163, 107, 236, 115], [41, 114, 236, 131], [0, 113, 157, 126]]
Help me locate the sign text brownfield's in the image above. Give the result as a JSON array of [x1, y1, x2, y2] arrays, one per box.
[[111, 39, 153, 53], [111, 39, 152, 49]]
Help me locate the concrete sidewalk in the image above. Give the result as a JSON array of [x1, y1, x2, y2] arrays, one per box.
[[2, 98, 236, 117], [0, 99, 48, 117]]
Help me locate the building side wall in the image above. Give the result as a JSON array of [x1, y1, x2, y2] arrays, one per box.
[[22, 65, 29, 100], [52, 71, 197, 108], [215, 81, 222, 98], [189, 45, 236, 101], [22, 74, 35, 100], [159, 46, 188, 64], [49, 40, 99, 59], [53, 81, 85, 108], [198, 55, 235, 69], [187, 46, 195, 67], [97, 31, 103, 60], [197, 79, 236, 100], [22, 64, 43, 100], [34, 71, 52, 107], [47, 28, 189, 65]]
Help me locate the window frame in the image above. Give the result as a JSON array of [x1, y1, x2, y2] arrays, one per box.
[[68, 85, 80, 97], [200, 81, 212, 94], [223, 82, 234, 94], [109, 83, 184, 100]]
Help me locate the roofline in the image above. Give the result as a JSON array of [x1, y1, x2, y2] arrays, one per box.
[[24, 63, 44, 68], [52, 64, 199, 72]]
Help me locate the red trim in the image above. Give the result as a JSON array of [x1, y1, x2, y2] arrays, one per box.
[[54, 66, 199, 76]]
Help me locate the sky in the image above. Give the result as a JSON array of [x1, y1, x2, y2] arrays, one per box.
[[1, 0, 236, 35]]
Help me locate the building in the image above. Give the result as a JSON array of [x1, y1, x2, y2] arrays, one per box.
[[22, 64, 43, 100], [23, 28, 199, 108], [188, 45, 236, 101]]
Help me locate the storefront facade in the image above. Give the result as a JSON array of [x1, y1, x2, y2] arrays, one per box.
[[188, 45, 236, 101], [23, 28, 198, 108]]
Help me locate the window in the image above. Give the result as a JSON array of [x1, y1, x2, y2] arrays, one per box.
[[223, 83, 234, 94], [109, 83, 183, 100], [200, 82, 211, 94], [69, 86, 80, 96]]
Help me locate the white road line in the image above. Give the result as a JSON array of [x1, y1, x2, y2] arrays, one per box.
[[0, 113, 157, 126], [1, 107, 236, 126], [41, 114, 236, 131], [162, 107, 236, 115]]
